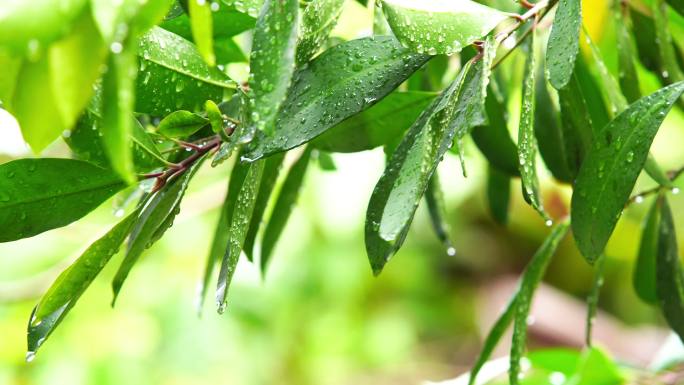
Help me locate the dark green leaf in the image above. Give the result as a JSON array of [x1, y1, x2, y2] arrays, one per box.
[[0, 159, 125, 243], [518, 34, 548, 221], [380, 0, 506, 55], [656, 194, 684, 343], [261, 148, 312, 272], [242, 36, 431, 161], [312, 91, 436, 153], [634, 197, 661, 304], [510, 220, 570, 385], [653, 0, 684, 84], [296, 0, 345, 64], [557, 75, 594, 177], [160, 2, 256, 39], [586, 253, 605, 346], [667, 0, 684, 16], [157, 110, 209, 138], [249, 0, 299, 135], [315, 151, 337, 171], [112, 158, 205, 301], [615, 4, 641, 103], [135, 27, 237, 115], [424, 172, 454, 255], [546, 0, 581, 90], [571, 81, 684, 263], [27, 209, 140, 356], [486, 166, 511, 225], [573, 53, 610, 131], [188, 0, 216, 66]]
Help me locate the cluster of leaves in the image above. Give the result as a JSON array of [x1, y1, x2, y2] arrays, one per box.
[[1, 0, 684, 379]]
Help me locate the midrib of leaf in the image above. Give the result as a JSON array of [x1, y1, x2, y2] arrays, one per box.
[[141, 56, 236, 89], [0, 180, 124, 210]]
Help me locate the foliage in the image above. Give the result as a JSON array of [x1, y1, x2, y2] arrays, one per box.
[[2, 0, 684, 382]]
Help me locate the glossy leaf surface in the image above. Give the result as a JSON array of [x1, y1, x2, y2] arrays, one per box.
[[297, 0, 345, 64], [157, 110, 209, 138], [546, 0, 581, 89]]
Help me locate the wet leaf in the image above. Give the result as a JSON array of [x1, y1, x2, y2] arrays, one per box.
[[312, 91, 436, 153], [634, 197, 661, 304], [0, 159, 125, 242], [653, 0, 684, 85], [424, 172, 454, 254], [188, 0, 216, 66], [249, 0, 299, 135], [615, 4, 641, 103], [242, 36, 430, 161], [205, 100, 224, 134], [261, 148, 312, 272], [571, 81, 684, 263], [486, 166, 511, 225], [161, 1, 256, 39], [135, 27, 237, 116], [380, 0, 506, 55], [297, 0, 346, 64], [546, 0, 581, 90], [656, 195, 684, 343], [157, 110, 209, 138], [557, 75, 594, 178], [27, 209, 140, 355]]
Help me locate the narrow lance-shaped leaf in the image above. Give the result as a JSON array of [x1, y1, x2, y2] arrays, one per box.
[[615, 3, 641, 103], [586, 253, 606, 346], [424, 172, 455, 255], [380, 0, 506, 55], [557, 75, 594, 177], [242, 37, 431, 161], [546, 0, 581, 90], [157, 110, 209, 138], [653, 0, 684, 85], [571, 81, 684, 263], [510, 220, 570, 385], [249, 0, 299, 135], [112, 158, 206, 301], [486, 166, 511, 225], [656, 194, 684, 343], [188, 0, 216, 66], [136, 27, 237, 116], [634, 197, 661, 304], [27, 209, 141, 357], [666, 0, 684, 16], [296, 0, 345, 64], [261, 148, 312, 272], [216, 160, 266, 312], [518, 33, 549, 222], [0, 159, 125, 243]]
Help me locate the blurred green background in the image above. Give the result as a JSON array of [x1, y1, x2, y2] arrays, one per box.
[[2, 0, 684, 384]]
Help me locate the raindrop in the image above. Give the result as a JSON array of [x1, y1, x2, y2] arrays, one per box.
[[110, 42, 123, 54], [446, 246, 456, 256], [545, 219, 553, 227], [673, 187, 680, 195], [25, 351, 36, 363]]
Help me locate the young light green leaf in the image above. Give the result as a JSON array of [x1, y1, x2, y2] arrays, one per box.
[[242, 37, 430, 161], [316, 151, 337, 171], [380, 0, 506, 55], [205, 100, 224, 134], [518, 35, 548, 222], [586, 253, 605, 346], [27, 208, 140, 355], [261, 148, 312, 272], [656, 195, 684, 343], [365, 59, 473, 275], [510, 220, 570, 385], [634, 197, 661, 304], [101, 41, 138, 184], [216, 160, 266, 312], [249, 0, 299, 135], [157, 110, 209, 138], [424, 172, 454, 255], [546, 0, 581, 90], [615, 4, 641, 103], [161, 2, 256, 40], [0, 159, 125, 242], [136, 27, 237, 115], [486, 166, 511, 225], [297, 0, 345, 64], [188, 0, 216, 66], [112, 158, 205, 301], [243, 153, 285, 262], [571, 81, 684, 263], [312, 91, 436, 153]]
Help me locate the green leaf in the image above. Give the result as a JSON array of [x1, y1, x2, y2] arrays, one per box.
[[655, 194, 684, 343], [315, 151, 337, 171], [157, 110, 209, 138], [634, 197, 661, 304], [242, 36, 430, 161], [101, 42, 138, 184], [667, 0, 684, 16], [472, 83, 519, 177], [249, 0, 299, 135], [112, 158, 205, 301], [189, 0, 216, 66], [615, 4, 641, 103], [365, 57, 475, 275], [546, 0, 581, 90], [0, 159, 125, 242], [380, 0, 506, 55], [243, 153, 285, 262], [27, 209, 140, 356], [486, 166, 511, 225], [296, 0, 345, 64], [424, 172, 454, 255], [653, 0, 684, 85], [161, 2, 256, 40], [510, 220, 570, 385], [205, 100, 224, 134], [91, 0, 173, 44], [261, 148, 312, 272], [518, 34, 548, 222], [585, 253, 605, 346], [0, 49, 22, 105], [557, 75, 595, 178], [566, 347, 624, 385], [216, 159, 266, 312], [312, 91, 436, 153], [135, 27, 236, 116], [571, 81, 684, 263], [222, 0, 264, 17]]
